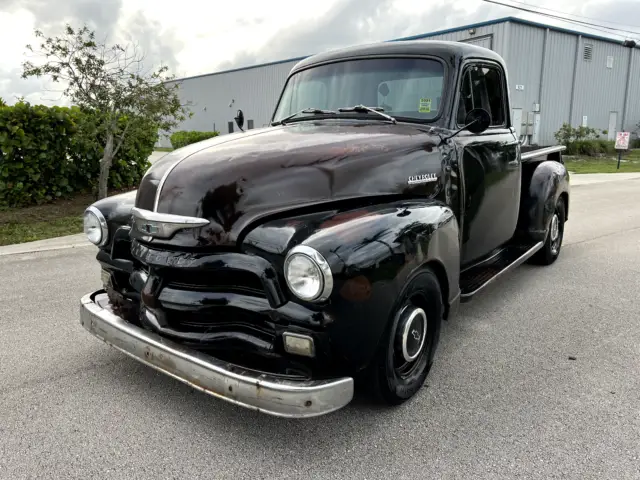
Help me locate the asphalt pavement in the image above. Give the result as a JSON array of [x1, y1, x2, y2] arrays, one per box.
[[1, 177, 640, 479]]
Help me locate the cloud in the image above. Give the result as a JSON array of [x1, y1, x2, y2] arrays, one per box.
[[0, 0, 635, 104], [0, 0, 123, 38], [0, 0, 183, 105], [120, 11, 184, 71], [215, 0, 512, 70], [578, 0, 640, 41], [214, 0, 638, 73]]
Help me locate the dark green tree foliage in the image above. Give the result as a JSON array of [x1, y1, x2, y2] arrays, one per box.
[[21, 24, 191, 199], [0, 101, 156, 207]]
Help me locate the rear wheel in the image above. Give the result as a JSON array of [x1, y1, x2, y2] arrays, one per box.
[[369, 268, 443, 405], [531, 196, 566, 265]]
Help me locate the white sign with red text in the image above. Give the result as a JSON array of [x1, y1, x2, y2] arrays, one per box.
[[615, 131, 630, 150]]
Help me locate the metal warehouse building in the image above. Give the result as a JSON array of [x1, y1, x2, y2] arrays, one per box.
[[159, 16, 639, 148]]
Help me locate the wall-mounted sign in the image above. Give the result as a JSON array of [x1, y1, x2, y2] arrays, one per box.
[[606, 56, 614, 69]]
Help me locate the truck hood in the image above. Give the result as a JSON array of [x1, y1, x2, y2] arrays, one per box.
[[136, 120, 445, 248]]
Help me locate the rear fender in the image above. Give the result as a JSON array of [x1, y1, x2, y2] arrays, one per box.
[[517, 160, 569, 242]]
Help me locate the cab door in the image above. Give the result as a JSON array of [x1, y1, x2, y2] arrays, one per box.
[[454, 60, 521, 267]]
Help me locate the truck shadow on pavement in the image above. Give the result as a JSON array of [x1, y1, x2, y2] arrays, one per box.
[[97, 260, 562, 451]]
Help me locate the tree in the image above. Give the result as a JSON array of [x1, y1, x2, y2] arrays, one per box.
[[21, 25, 191, 199], [0, 97, 6, 107]]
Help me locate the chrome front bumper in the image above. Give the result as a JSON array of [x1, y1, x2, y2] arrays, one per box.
[[79, 290, 354, 418]]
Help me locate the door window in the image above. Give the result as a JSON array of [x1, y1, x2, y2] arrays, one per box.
[[457, 64, 506, 127]]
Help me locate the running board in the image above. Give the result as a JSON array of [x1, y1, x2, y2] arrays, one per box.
[[460, 242, 544, 302]]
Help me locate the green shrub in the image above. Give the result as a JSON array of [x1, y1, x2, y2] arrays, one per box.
[[170, 130, 219, 149], [0, 101, 157, 207], [0, 102, 79, 206], [554, 123, 615, 157], [564, 139, 616, 156]]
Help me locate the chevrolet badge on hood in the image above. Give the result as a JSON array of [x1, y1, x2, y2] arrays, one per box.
[[407, 173, 438, 185]]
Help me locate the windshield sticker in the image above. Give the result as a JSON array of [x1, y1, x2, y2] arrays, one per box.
[[418, 98, 432, 113]]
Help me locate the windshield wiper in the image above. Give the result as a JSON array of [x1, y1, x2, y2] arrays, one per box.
[[272, 107, 337, 125], [337, 105, 397, 124]]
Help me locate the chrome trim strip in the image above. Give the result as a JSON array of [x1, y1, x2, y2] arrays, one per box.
[[461, 241, 544, 301], [284, 245, 334, 302], [85, 206, 109, 247], [521, 145, 566, 161], [153, 158, 185, 212], [131, 207, 209, 238], [80, 291, 354, 418], [132, 208, 210, 225], [460, 247, 504, 274]]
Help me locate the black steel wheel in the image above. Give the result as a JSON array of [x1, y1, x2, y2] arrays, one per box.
[[369, 267, 443, 405], [531, 196, 566, 266]]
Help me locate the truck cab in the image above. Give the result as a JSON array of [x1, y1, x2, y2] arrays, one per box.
[[79, 40, 569, 418]]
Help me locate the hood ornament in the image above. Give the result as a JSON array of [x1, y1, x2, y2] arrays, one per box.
[[407, 173, 438, 185]]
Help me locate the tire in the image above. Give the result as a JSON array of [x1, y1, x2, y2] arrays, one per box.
[[368, 268, 444, 405], [531, 196, 566, 266]]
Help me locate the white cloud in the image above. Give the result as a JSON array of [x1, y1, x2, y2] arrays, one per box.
[[0, 0, 636, 105]]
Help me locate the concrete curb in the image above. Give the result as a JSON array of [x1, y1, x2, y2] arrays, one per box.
[[570, 172, 640, 186], [1, 172, 639, 257], [0, 233, 93, 257]]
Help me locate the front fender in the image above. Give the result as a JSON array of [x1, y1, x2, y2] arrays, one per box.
[[519, 161, 570, 242], [89, 189, 137, 251], [242, 200, 460, 373]]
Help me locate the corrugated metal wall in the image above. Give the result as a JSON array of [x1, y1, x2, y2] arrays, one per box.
[[623, 48, 639, 133], [571, 36, 630, 135], [507, 23, 639, 144], [157, 60, 299, 147], [537, 30, 577, 144], [162, 20, 639, 148], [505, 24, 545, 122]]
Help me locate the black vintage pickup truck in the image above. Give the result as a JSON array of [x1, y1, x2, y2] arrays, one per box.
[[80, 40, 569, 418]]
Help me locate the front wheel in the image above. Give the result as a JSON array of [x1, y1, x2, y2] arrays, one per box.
[[368, 268, 443, 405], [531, 196, 566, 265]]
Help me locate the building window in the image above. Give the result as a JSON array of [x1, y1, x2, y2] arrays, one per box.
[[247, 119, 254, 129], [228, 121, 234, 133], [583, 44, 593, 61], [457, 64, 506, 127]]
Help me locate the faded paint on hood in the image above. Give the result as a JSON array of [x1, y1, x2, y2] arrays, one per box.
[[136, 120, 446, 248]]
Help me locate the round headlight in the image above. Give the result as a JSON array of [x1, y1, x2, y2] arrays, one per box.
[[83, 206, 108, 246], [284, 245, 333, 302]]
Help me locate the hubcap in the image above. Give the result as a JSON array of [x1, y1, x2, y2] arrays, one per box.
[[549, 213, 562, 255], [550, 214, 559, 242], [398, 307, 427, 363]]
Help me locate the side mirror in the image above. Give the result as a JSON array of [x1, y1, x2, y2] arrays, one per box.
[[464, 108, 491, 134], [234, 109, 245, 131]]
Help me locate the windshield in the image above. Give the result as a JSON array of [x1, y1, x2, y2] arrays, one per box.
[[272, 57, 446, 124]]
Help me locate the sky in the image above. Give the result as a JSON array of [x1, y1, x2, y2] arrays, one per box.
[[0, 0, 638, 106]]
